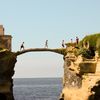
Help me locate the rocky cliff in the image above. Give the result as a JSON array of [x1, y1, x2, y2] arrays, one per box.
[[0, 50, 16, 100], [60, 47, 100, 100]]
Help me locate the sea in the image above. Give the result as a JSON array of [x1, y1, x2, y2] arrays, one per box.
[[13, 78, 62, 100]]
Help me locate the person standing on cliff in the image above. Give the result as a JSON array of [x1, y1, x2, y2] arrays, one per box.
[[20, 42, 24, 51], [76, 37, 79, 44], [45, 40, 48, 48]]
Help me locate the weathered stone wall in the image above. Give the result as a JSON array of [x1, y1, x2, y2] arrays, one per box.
[[0, 25, 12, 51], [0, 35, 12, 51]]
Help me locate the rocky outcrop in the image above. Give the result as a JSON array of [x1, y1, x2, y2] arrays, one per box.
[[0, 51, 16, 100], [60, 48, 100, 100]]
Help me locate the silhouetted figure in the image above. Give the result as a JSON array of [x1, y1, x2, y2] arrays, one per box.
[[62, 40, 65, 48], [76, 37, 79, 44], [45, 40, 48, 48], [20, 42, 24, 51]]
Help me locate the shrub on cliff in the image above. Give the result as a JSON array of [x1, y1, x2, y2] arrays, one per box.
[[74, 48, 93, 59], [79, 33, 100, 57], [79, 33, 100, 49]]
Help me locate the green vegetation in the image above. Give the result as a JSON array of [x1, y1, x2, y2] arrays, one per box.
[[79, 33, 100, 50], [78, 33, 100, 57], [74, 48, 94, 59]]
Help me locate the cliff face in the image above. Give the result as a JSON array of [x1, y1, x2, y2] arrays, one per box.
[[60, 49, 100, 100], [0, 51, 16, 100]]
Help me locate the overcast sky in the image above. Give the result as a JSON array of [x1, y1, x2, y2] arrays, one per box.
[[0, 0, 100, 78]]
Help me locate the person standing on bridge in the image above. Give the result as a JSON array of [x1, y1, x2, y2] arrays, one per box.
[[45, 40, 48, 48], [62, 40, 65, 48], [20, 42, 24, 51]]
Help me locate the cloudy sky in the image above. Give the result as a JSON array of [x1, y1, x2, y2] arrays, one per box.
[[0, 0, 100, 77]]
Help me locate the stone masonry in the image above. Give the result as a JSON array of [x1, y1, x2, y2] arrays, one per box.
[[0, 25, 12, 51]]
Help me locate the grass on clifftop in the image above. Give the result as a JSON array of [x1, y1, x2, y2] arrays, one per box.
[[79, 33, 100, 49], [79, 33, 100, 56]]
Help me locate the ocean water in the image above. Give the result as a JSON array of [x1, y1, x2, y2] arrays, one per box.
[[13, 78, 62, 100]]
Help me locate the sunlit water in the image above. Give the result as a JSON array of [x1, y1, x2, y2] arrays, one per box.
[[13, 78, 62, 100]]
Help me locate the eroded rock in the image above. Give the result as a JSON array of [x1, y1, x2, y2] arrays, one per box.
[[0, 51, 16, 100]]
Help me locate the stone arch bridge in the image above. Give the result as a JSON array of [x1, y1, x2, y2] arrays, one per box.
[[0, 48, 67, 100]]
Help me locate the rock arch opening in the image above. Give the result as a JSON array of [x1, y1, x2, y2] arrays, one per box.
[[14, 52, 64, 78]]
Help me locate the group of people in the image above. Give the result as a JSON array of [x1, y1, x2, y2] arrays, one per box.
[[20, 40, 49, 51], [20, 37, 79, 51], [45, 40, 67, 48], [20, 40, 64, 51], [62, 37, 79, 48], [45, 40, 66, 48], [71, 37, 79, 44]]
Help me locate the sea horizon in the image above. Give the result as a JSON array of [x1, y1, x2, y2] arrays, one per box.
[[13, 78, 62, 100]]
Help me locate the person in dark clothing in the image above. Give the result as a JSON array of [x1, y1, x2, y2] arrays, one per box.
[[62, 40, 65, 48], [20, 42, 24, 51], [76, 37, 79, 44]]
